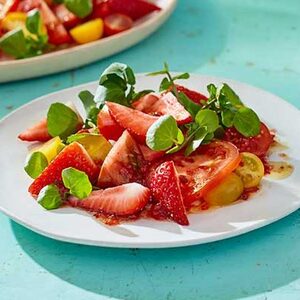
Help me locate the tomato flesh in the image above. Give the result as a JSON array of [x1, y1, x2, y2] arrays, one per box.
[[104, 13, 133, 36], [170, 141, 241, 206], [224, 122, 273, 157]]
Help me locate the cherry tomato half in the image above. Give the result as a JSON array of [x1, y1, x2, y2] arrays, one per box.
[[104, 13, 133, 36]]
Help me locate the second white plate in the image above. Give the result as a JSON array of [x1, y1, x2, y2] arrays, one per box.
[[0, 0, 176, 83], [0, 74, 299, 248]]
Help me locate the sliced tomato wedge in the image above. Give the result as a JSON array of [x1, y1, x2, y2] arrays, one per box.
[[103, 13, 133, 36], [169, 141, 241, 206], [224, 122, 273, 157], [53, 4, 80, 29]]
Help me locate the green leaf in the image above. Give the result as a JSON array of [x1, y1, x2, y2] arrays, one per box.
[[47, 103, 80, 139], [173, 73, 190, 80], [159, 77, 172, 92], [214, 126, 225, 139], [195, 109, 219, 133], [202, 132, 214, 144], [0, 29, 27, 58], [125, 67, 136, 85], [64, 0, 92, 18], [233, 107, 260, 137], [26, 9, 42, 35], [62, 167, 92, 199], [220, 83, 243, 106], [146, 115, 179, 151], [221, 109, 235, 127], [185, 127, 208, 156], [24, 151, 48, 179], [78, 90, 100, 125], [207, 84, 217, 99], [177, 92, 201, 118], [176, 128, 185, 144], [37, 184, 62, 210], [96, 63, 139, 106]]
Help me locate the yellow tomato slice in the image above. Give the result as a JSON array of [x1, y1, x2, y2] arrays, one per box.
[[70, 19, 104, 44], [1, 12, 27, 31], [204, 173, 244, 206], [37, 136, 65, 163], [74, 134, 112, 164], [235, 152, 264, 188]]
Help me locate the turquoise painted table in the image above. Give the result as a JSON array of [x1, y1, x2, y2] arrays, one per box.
[[1, 1, 300, 299]]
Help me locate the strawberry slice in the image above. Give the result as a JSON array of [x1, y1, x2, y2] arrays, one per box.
[[107, 0, 161, 20], [69, 182, 150, 216], [133, 92, 192, 125], [97, 130, 145, 188], [139, 144, 164, 162], [149, 161, 189, 226], [176, 85, 208, 104], [29, 142, 100, 196], [18, 118, 51, 142], [106, 101, 158, 143], [97, 107, 124, 141]]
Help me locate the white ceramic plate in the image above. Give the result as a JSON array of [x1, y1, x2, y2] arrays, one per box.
[[0, 0, 176, 83], [0, 74, 299, 248]]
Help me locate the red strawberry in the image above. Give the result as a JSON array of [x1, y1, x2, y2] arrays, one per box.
[[106, 101, 158, 143], [139, 144, 164, 162], [176, 85, 208, 104], [18, 118, 51, 142], [132, 92, 192, 125], [69, 182, 150, 216], [97, 130, 145, 188], [107, 0, 161, 20], [29, 142, 100, 196], [97, 107, 124, 141], [149, 161, 189, 225]]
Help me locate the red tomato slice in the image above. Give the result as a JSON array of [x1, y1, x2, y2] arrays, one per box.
[[104, 13, 133, 36], [170, 141, 241, 206], [224, 122, 273, 157], [47, 23, 72, 44], [92, 0, 112, 19], [53, 4, 80, 29]]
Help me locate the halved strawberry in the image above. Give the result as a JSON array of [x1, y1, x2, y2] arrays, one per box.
[[149, 161, 189, 225], [29, 142, 100, 196], [18, 118, 51, 142], [97, 107, 124, 141], [106, 101, 158, 143], [176, 85, 208, 104], [139, 144, 164, 162], [107, 0, 161, 20], [97, 130, 145, 188], [69, 182, 150, 216], [132, 92, 192, 125]]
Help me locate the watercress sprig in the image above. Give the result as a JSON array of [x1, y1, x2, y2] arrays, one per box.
[[146, 63, 261, 155], [94, 62, 153, 107]]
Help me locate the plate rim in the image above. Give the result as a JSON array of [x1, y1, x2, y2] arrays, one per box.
[[1, 73, 299, 248]]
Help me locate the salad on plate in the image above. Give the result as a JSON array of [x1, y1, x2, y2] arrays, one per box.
[[18, 62, 292, 226], [0, 0, 160, 60]]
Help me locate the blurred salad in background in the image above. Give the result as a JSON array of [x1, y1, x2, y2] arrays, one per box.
[[0, 0, 161, 60]]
